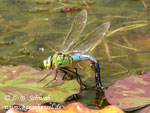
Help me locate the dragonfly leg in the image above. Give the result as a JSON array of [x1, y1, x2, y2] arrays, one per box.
[[43, 69, 58, 87], [62, 72, 67, 80], [59, 67, 88, 90], [74, 68, 88, 90], [59, 69, 67, 80], [38, 70, 52, 83], [77, 63, 84, 69]]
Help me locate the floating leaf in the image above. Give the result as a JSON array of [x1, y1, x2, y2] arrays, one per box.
[[105, 73, 150, 110], [6, 102, 124, 113], [139, 105, 150, 113], [0, 65, 80, 111]]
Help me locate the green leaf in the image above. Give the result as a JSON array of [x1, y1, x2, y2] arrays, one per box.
[[0, 65, 80, 110]]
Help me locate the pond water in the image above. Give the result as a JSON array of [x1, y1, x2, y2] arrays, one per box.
[[0, 0, 150, 112]]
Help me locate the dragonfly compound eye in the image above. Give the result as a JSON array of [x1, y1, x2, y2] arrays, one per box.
[[43, 56, 52, 69], [43, 59, 47, 67]]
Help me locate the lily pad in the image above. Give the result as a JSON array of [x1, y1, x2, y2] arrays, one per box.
[[139, 106, 150, 113], [105, 73, 150, 110], [0, 65, 80, 111]]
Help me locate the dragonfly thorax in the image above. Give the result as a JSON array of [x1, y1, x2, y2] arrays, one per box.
[[53, 53, 73, 68], [43, 53, 73, 69]]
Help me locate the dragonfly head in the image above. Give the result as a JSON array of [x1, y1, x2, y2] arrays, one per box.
[[43, 56, 52, 69]]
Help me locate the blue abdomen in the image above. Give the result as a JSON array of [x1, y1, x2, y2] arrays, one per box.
[[72, 53, 97, 63]]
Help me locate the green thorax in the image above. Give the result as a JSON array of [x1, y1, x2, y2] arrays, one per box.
[[53, 53, 73, 67]]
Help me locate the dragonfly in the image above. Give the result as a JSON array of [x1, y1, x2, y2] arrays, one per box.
[[39, 9, 110, 90]]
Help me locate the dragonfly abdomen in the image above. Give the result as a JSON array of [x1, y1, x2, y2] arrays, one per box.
[[72, 53, 97, 63], [72, 53, 103, 88]]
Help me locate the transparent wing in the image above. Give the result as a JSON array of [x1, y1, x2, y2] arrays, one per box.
[[62, 10, 87, 52], [44, 41, 59, 52], [70, 22, 110, 54]]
